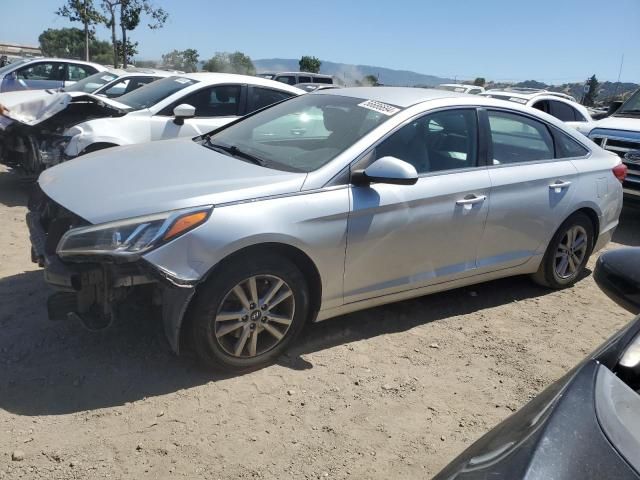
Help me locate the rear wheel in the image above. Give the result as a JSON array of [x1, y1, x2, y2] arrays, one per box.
[[189, 254, 309, 371], [532, 212, 594, 289]]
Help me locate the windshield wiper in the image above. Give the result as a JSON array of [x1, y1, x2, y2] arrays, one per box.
[[204, 139, 266, 166]]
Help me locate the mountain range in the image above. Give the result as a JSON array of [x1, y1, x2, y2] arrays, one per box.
[[253, 58, 455, 86], [253, 58, 638, 100]]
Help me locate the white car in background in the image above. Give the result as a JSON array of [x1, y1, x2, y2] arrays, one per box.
[[0, 57, 107, 92], [0, 73, 303, 173], [63, 68, 174, 98], [437, 83, 485, 95], [480, 88, 593, 130]]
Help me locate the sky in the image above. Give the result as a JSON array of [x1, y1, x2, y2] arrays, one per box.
[[2, 0, 639, 84]]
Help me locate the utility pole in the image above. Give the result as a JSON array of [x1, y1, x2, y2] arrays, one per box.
[[612, 54, 624, 99]]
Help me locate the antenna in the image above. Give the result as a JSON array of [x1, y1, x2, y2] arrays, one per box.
[[613, 54, 624, 99]]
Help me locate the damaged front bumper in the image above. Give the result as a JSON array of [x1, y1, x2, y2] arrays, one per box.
[[26, 209, 196, 354]]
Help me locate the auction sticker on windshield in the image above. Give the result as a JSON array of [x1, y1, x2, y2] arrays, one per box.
[[358, 100, 400, 116]]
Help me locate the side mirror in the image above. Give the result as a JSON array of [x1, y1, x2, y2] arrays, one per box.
[[352, 156, 418, 186], [594, 248, 640, 314], [608, 100, 623, 116], [173, 103, 195, 125]]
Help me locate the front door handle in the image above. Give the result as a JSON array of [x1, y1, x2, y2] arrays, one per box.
[[456, 195, 487, 208], [549, 180, 572, 192]]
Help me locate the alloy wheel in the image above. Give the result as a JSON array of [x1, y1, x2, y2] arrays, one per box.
[[554, 225, 588, 280], [213, 274, 295, 358]]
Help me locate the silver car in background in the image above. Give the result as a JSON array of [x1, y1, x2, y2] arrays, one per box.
[[29, 88, 624, 371]]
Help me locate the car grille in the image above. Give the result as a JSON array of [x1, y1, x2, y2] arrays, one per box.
[[28, 185, 90, 256], [589, 133, 640, 196]]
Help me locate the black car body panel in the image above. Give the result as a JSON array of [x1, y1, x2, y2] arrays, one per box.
[[434, 317, 640, 480]]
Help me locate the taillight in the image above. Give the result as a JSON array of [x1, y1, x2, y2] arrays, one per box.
[[613, 163, 628, 183]]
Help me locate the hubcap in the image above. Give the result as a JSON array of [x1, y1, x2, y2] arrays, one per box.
[[554, 225, 588, 280], [213, 274, 295, 358]]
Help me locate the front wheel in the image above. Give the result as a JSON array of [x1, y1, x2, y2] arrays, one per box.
[[532, 212, 594, 289], [188, 254, 310, 371]]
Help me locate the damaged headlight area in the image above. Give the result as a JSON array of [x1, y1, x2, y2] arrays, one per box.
[[37, 135, 73, 167], [57, 206, 212, 260]]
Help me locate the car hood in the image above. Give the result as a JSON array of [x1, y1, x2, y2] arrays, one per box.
[[0, 90, 128, 127], [38, 138, 308, 224], [590, 116, 640, 134]]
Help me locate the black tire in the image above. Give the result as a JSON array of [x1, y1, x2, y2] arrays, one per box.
[[189, 254, 310, 372], [531, 212, 594, 289]]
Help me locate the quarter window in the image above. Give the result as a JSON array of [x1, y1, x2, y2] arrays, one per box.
[[555, 130, 589, 158], [376, 109, 478, 174], [487, 111, 554, 164]]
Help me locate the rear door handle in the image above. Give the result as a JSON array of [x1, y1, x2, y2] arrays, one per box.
[[456, 195, 487, 207], [549, 181, 572, 191]]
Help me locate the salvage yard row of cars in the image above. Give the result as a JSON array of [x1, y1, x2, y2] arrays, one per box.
[[2, 56, 640, 478]]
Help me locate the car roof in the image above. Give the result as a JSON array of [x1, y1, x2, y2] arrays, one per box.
[[313, 86, 469, 108], [122, 68, 175, 76], [178, 72, 305, 94], [16, 57, 105, 68], [439, 83, 480, 89], [482, 88, 575, 101], [259, 71, 333, 78]]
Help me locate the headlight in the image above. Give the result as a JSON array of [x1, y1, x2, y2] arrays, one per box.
[[57, 206, 212, 259], [38, 136, 72, 166]]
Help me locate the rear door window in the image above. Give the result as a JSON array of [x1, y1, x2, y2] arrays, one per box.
[[297, 76, 312, 84], [247, 87, 294, 113], [549, 100, 579, 122], [67, 63, 94, 81], [176, 85, 242, 117], [275, 75, 297, 85], [487, 111, 554, 164], [16, 62, 65, 81]]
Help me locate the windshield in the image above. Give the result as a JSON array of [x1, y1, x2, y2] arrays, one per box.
[[64, 71, 120, 93], [203, 93, 398, 172], [616, 89, 640, 115], [0, 58, 28, 76], [116, 76, 198, 110]]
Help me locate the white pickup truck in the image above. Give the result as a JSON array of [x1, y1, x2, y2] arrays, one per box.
[[578, 89, 640, 200]]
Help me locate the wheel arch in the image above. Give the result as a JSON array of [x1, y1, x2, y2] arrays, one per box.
[[80, 141, 119, 155], [178, 242, 323, 353]]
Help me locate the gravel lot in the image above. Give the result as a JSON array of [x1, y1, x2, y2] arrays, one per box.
[[1, 164, 639, 479]]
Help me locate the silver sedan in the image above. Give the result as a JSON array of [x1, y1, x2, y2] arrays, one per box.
[[30, 87, 625, 370]]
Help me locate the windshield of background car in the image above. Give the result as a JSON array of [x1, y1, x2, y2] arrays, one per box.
[[0, 59, 27, 76], [64, 71, 120, 93], [616, 90, 640, 115], [204, 94, 399, 172], [116, 76, 199, 110], [483, 93, 529, 105]]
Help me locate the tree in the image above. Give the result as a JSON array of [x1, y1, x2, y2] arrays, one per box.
[[203, 51, 255, 75], [39, 28, 114, 63], [299, 55, 321, 74], [161, 49, 199, 72], [101, 0, 120, 67], [473, 77, 486, 87], [363, 74, 380, 86], [119, 0, 168, 67], [56, 0, 105, 61], [583, 74, 599, 107]]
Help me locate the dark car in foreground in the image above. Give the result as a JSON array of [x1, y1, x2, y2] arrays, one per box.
[[434, 247, 640, 479]]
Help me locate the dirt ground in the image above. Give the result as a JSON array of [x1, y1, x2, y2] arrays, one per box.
[[0, 164, 639, 480]]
